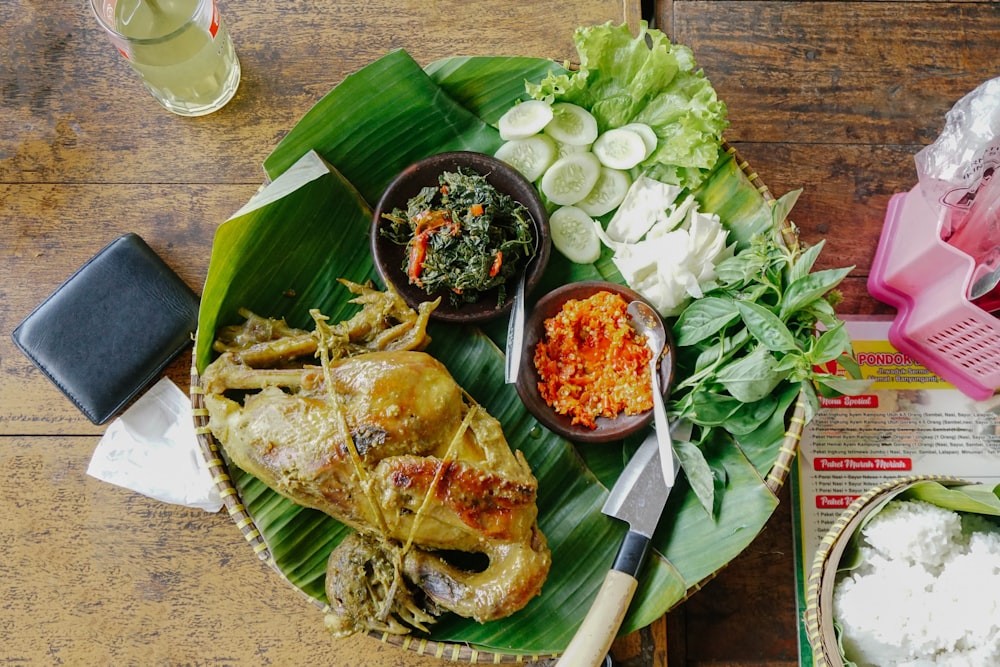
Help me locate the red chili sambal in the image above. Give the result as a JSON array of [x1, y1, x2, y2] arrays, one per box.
[[533, 290, 654, 429]]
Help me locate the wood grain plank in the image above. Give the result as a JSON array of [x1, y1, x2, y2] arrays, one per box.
[[671, 2, 1000, 146]]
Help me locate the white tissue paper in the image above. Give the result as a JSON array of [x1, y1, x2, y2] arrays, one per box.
[[87, 376, 223, 512]]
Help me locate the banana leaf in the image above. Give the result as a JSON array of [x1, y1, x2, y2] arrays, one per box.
[[196, 48, 787, 655]]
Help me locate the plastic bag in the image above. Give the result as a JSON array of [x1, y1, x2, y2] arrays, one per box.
[[915, 76, 1000, 306]]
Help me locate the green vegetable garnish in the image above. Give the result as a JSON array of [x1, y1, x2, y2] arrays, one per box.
[[528, 21, 728, 191], [381, 168, 535, 307], [669, 191, 869, 514]]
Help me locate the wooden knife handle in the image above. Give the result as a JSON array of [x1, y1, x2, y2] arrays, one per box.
[[555, 569, 637, 667], [555, 532, 650, 667]]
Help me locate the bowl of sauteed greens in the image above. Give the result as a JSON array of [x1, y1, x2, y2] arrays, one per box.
[[371, 151, 550, 323]]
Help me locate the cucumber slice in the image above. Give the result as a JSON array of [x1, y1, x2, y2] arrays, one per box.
[[549, 205, 602, 264], [555, 140, 593, 160], [498, 100, 553, 141], [576, 167, 633, 218], [539, 152, 602, 206], [543, 102, 599, 146], [592, 128, 648, 170], [620, 122, 658, 159], [495, 135, 557, 182]]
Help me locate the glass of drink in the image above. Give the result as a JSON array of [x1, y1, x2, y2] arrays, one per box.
[[90, 0, 241, 117]]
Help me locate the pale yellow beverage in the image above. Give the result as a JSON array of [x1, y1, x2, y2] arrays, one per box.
[[94, 0, 240, 116]]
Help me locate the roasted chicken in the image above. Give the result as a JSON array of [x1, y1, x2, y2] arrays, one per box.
[[201, 280, 551, 636]]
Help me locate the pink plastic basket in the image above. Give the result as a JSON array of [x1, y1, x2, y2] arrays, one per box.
[[868, 186, 1000, 400]]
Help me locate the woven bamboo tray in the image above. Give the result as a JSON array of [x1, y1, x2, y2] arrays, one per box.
[[189, 140, 807, 663], [802, 475, 972, 667]]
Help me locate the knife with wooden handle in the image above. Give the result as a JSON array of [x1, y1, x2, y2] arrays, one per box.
[[555, 430, 680, 667]]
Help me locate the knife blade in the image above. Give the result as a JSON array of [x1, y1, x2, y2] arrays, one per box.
[[555, 430, 680, 667]]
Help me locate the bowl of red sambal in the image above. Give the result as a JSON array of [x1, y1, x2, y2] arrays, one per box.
[[515, 281, 676, 443], [371, 151, 550, 323]]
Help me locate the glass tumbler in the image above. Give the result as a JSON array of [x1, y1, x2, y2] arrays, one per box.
[[90, 0, 241, 116]]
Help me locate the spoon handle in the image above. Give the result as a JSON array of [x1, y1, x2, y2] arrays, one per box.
[[650, 357, 674, 484], [504, 273, 527, 384]]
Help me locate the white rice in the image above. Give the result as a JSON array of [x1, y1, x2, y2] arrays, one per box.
[[833, 499, 1000, 666]]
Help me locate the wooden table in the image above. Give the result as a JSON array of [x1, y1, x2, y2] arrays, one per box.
[[2, 0, 997, 664]]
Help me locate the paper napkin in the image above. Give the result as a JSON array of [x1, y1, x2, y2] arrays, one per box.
[[87, 376, 223, 512]]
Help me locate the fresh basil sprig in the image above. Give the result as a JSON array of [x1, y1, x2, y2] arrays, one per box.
[[668, 189, 869, 515]]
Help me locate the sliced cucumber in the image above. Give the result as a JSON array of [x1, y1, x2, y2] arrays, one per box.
[[555, 140, 593, 160], [498, 99, 553, 141], [620, 122, 658, 159], [543, 102, 599, 146], [576, 167, 633, 218], [592, 128, 648, 170], [495, 135, 557, 182], [539, 152, 602, 206], [549, 205, 602, 264]]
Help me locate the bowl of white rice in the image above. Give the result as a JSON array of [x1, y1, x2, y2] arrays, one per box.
[[804, 475, 1000, 667]]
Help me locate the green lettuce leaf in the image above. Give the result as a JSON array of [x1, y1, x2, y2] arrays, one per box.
[[527, 21, 728, 190]]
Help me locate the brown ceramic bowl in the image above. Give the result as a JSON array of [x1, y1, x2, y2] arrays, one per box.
[[515, 281, 676, 444], [370, 151, 551, 323]]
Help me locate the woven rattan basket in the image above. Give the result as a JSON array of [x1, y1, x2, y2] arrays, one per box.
[[803, 475, 973, 667], [189, 141, 807, 663]]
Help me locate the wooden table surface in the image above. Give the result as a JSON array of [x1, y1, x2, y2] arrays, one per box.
[[3, 0, 997, 664]]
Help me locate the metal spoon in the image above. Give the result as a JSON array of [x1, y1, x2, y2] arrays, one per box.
[[504, 270, 527, 384], [626, 300, 674, 485], [970, 251, 1000, 299], [504, 235, 539, 384]]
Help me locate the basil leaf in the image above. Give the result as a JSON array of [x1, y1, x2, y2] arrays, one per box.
[[773, 351, 808, 375], [769, 189, 802, 233], [693, 327, 751, 373], [800, 379, 820, 424], [779, 266, 853, 319], [675, 438, 716, 517], [686, 390, 743, 426], [788, 239, 825, 284], [810, 321, 852, 365], [803, 296, 841, 329], [817, 375, 873, 397], [674, 297, 740, 346], [836, 351, 862, 379], [735, 282, 773, 306], [715, 252, 765, 286], [736, 300, 800, 352], [734, 384, 801, 473], [716, 344, 789, 403], [724, 394, 779, 436]]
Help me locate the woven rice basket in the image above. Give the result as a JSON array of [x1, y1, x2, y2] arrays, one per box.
[[803, 475, 971, 667], [189, 141, 807, 663]]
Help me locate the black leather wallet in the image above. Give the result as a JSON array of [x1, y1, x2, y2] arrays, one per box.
[[11, 233, 200, 425]]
